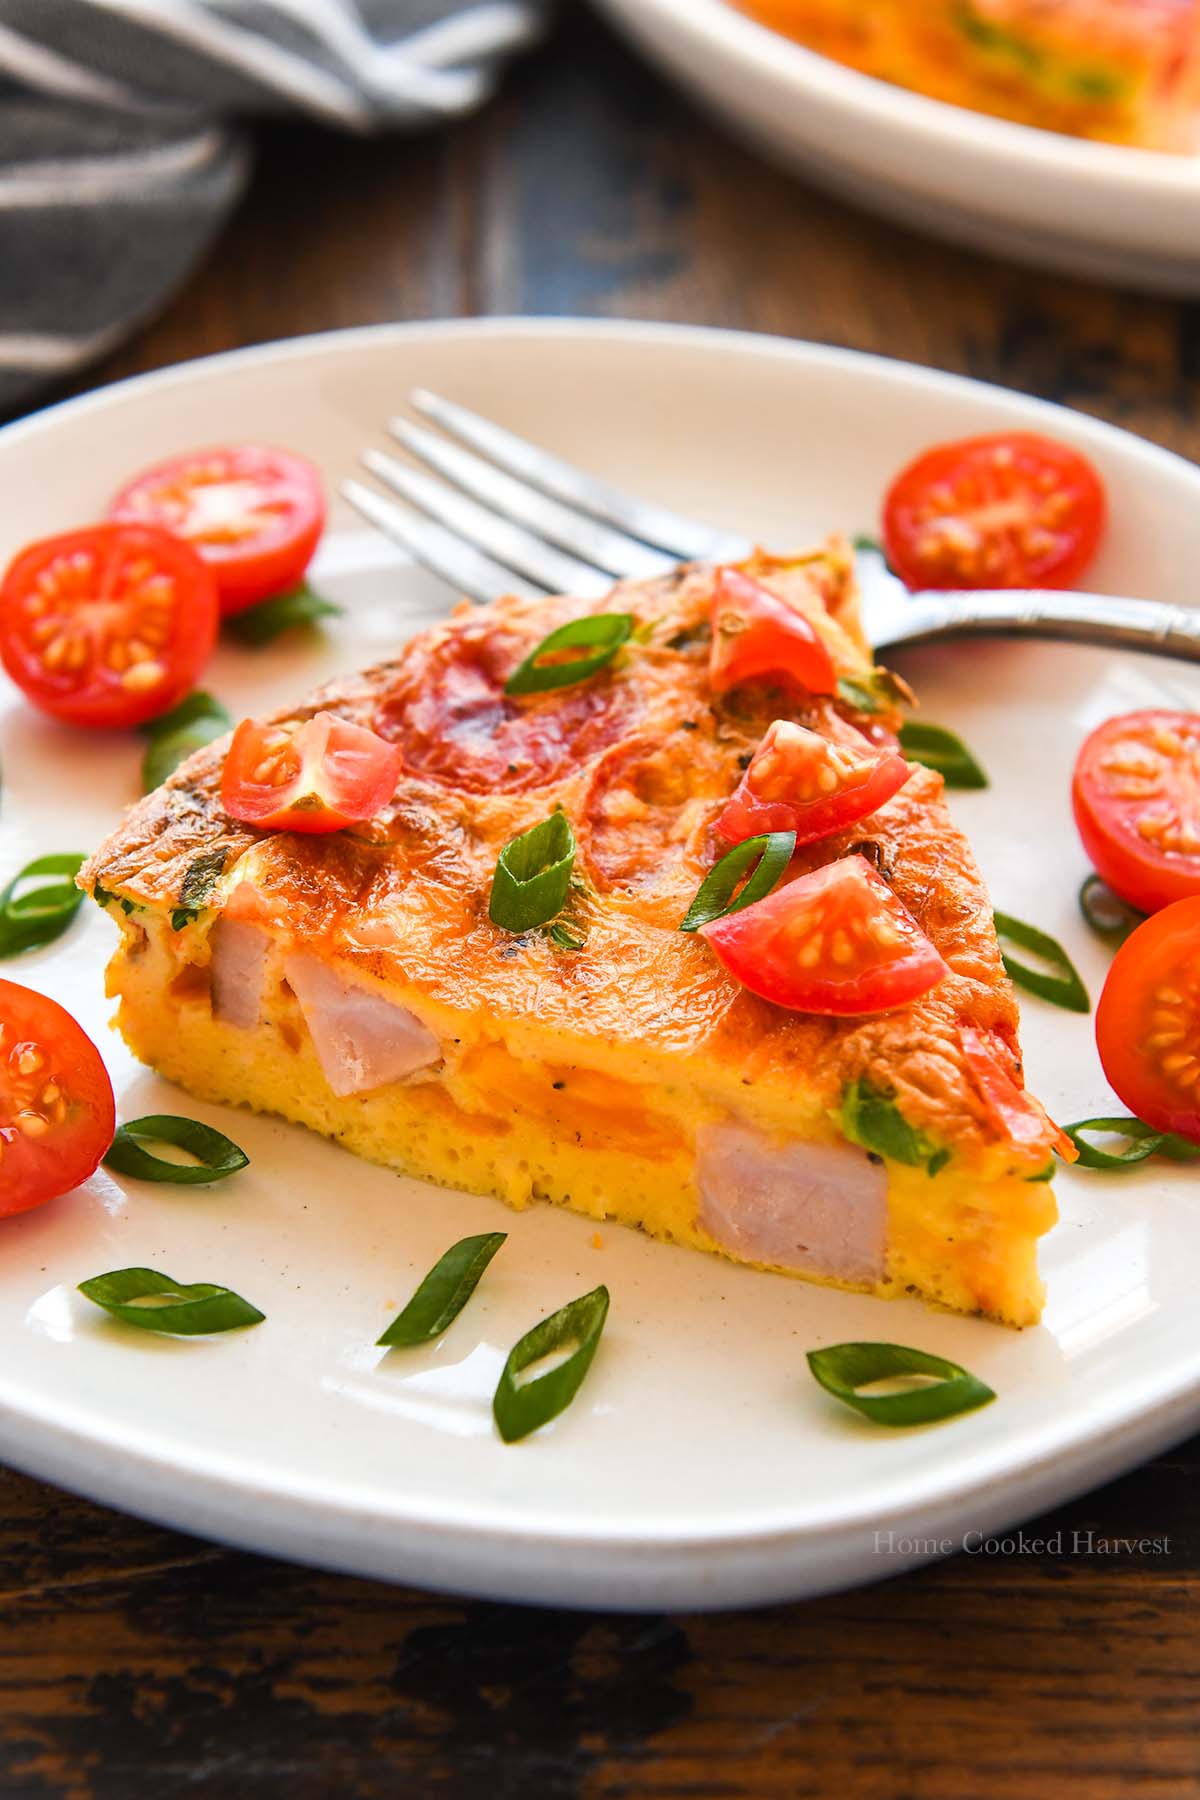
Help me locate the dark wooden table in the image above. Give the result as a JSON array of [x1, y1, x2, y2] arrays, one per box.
[[7, 10, 1200, 1796]]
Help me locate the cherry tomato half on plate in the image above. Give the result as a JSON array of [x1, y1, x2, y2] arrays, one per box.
[[0, 523, 218, 729], [109, 445, 326, 616], [717, 719, 911, 846], [1073, 710, 1200, 915], [0, 981, 115, 1215], [700, 853, 947, 1015], [1096, 897, 1200, 1145], [221, 710, 403, 834], [882, 432, 1106, 591], [709, 569, 837, 696]]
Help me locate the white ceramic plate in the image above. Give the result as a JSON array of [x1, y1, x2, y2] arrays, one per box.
[[596, 0, 1200, 294], [3, 319, 1200, 1611]]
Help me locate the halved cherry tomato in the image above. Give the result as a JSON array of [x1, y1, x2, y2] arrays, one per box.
[[1073, 710, 1200, 915], [709, 569, 837, 696], [221, 710, 402, 834], [1095, 897, 1200, 1144], [700, 853, 947, 1014], [882, 432, 1106, 591], [0, 524, 218, 729], [959, 1021, 1076, 1161], [0, 981, 115, 1215], [717, 719, 911, 845], [109, 445, 325, 616]]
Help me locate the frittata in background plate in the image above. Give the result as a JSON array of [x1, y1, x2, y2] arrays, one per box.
[[736, 1, 1200, 150]]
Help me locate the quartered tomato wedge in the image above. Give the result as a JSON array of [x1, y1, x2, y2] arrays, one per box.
[[1096, 897, 1200, 1144], [1073, 710, 1200, 914], [882, 432, 1106, 591], [717, 719, 911, 845], [0, 523, 218, 728], [0, 981, 115, 1215], [109, 445, 325, 616], [709, 569, 837, 697], [700, 853, 947, 1015], [959, 1021, 1076, 1161], [221, 710, 402, 834]]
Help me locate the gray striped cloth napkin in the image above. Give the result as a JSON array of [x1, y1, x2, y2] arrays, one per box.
[[0, 1, 550, 411]]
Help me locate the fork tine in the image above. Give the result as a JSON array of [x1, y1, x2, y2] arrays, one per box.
[[409, 389, 751, 563], [362, 450, 613, 598], [390, 419, 674, 582], [342, 478, 544, 605]]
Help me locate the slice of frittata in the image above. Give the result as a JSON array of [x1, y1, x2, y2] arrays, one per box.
[[83, 541, 1063, 1324]]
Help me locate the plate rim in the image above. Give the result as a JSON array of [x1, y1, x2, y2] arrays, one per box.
[[5, 314, 1200, 1602], [598, 0, 1200, 192], [8, 313, 1200, 494]]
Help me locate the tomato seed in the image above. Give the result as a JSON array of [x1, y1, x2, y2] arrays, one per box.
[[121, 661, 165, 693]]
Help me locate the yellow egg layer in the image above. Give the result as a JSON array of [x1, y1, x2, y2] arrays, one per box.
[[106, 919, 1053, 1325]]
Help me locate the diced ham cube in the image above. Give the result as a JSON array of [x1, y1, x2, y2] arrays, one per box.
[[209, 916, 272, 1030], [696, 1121, 887, 1284], [283, 952, 441, 1098]]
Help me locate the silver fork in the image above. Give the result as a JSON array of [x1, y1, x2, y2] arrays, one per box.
[[344, 390, 1200, 664]]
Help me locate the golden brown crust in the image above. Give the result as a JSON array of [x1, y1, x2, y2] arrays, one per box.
[[83, 543, 1051, 1166]]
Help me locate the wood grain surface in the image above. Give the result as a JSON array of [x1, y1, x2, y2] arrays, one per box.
[[7, 8, 1200, 1796]]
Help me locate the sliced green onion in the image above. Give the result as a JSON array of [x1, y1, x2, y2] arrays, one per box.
[[899, 721, 988, 790], [0, 854, 86, 957], [493, 1285, 610, 1443], [1157, 1135, 1200, 1163], [143, 720, 229, 792], [840, 1079, 949, 1175], [139, 690, 229, 739], [837, 668, 911, 717], [489, 812, 576, 933], [171, 849, 227, 931], [141, 691, 231, 792], [505, 614, 633, 696], [78, 1268, 264, 1335], [1062, 1116, 1200, 1170], [225, 582, 342, 647], [1078, 875, 1145, 946], [807, 1342, 995, 1427], [993, 911, 1090, 1013], [103, 1115, 249, 1185], [679, 830, 795, 933], [378, 1232, 507, 1347], [92, 882, 139, 917], [546, 920, 586, 950]]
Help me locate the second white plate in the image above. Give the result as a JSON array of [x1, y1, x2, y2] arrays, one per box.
[[598, 0, 1200, 293]]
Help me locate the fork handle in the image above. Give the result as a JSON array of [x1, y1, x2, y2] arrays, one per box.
[[886, 589, 1200, 664]]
